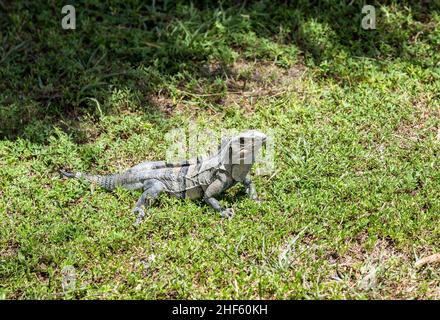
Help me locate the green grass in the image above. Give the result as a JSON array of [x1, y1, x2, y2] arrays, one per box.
[[0, 0, 439, 299]]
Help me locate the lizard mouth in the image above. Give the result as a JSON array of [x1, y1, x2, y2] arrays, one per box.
[[254, 135, 267, 146]]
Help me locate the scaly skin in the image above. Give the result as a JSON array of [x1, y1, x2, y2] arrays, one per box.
[[61, 130, 267, 224]]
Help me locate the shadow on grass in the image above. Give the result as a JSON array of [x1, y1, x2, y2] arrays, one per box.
[[0, 0, 438, 142]]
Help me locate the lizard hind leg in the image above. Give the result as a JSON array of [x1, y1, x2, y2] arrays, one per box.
[[132, 179, 165, 225]]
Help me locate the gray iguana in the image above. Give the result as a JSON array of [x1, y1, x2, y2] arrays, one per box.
[[61, 130, 267, 224]]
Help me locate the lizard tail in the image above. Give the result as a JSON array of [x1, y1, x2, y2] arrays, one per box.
[[60, 169, 78, 178], [60, 169, 119, 190]]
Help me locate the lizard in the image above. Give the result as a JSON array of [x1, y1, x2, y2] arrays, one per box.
[[60, 130, 267, 225]]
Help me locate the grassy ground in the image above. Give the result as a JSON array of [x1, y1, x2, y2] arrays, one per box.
[[0, 1, 439, 299]]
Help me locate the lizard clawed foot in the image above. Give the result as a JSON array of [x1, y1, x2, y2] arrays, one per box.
[[249, 194, 261, 202], [133, 207, 146, 226], [253, 198, 262, 203], [220, 208, 235, 219]]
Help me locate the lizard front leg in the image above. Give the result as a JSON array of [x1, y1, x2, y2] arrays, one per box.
[[243, 175, 259, 201], [203, 177, 234, 218], [204, 197, 234, 218]]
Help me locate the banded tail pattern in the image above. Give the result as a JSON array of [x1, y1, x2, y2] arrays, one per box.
[[60, 170, 122, 190]]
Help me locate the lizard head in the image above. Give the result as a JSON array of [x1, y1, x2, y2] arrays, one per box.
[[220, 130, 267, 181], [234, 130, 267, 160]]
